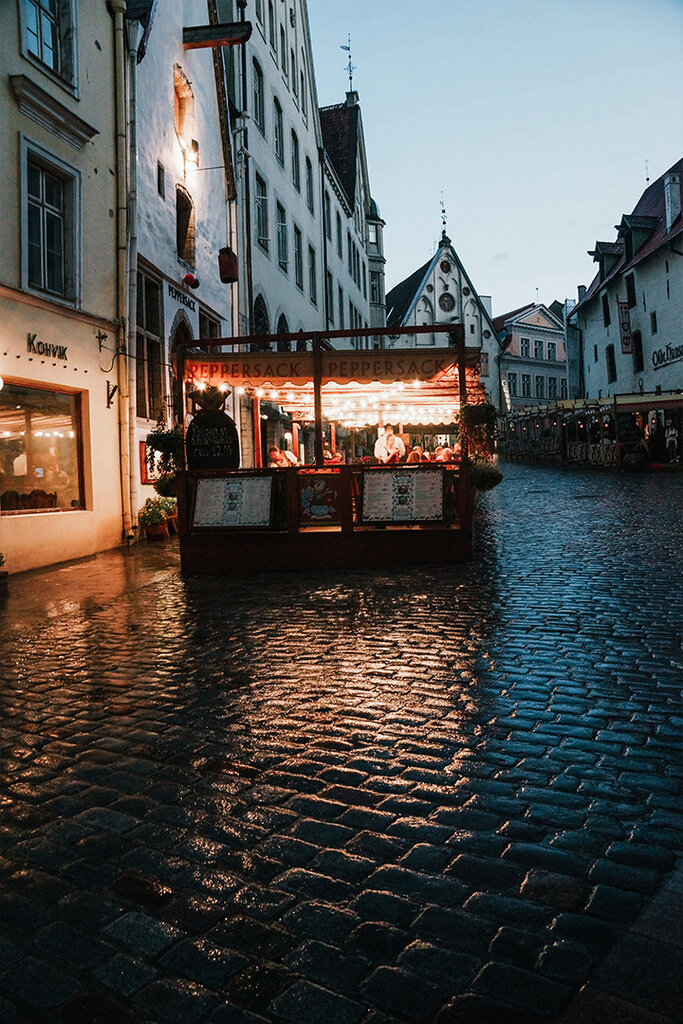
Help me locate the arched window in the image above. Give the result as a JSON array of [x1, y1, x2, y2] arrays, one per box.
[[273, 97, 284, 163], [252, 58, 264, 130], [252, 293, 270, 350], [277, 313, 291, 351], [176, 185, 195, 266]]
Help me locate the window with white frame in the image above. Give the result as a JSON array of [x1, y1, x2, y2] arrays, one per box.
[[507, 371, 518, 396], [273, 98, 284, 163], [252, 58, 264, 131], [22, 0, 77, 87], [305, 157, 314, 213], [308, 245, 317, 304], [23, 138, 80, 302], [293, 225, 303, 288], [291, 130, 300, 190], [548, 376, 557, 399], [560, 378, 568, 399], [534, 339, 543, 360], [520, 337, 530, 357], [547, 341, 557, 361], [276, 202, 287, 271], [535, 375, 544, 398], [255, 173, 268, 251], [521, 373, 531, 397]]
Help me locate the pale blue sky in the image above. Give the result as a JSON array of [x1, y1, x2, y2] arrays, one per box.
[[308, 0, 683, 316]]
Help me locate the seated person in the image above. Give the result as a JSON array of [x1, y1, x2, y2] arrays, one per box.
[[268, 445, 298, 467], [373, 425, 405, 464], [406, 450, 421, 464]]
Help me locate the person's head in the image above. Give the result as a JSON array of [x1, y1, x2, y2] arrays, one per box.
[[434, 446, 444, 456], [323, 448, 333, 460], [406, 450, 421, 463], [383, 425, 394, 438], [440, 449, 454, 462], [268, 446, 285, 465]]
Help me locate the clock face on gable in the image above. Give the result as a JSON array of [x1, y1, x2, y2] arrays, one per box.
[[439, 292, 455, 312]]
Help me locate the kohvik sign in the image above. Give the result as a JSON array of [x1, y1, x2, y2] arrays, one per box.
[[27, 332, 68, 360]]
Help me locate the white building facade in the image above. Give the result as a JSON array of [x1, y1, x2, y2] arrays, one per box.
[[385, 233, 501, 407], [0, 0, 125, 574], [567, 160, 682, 399]]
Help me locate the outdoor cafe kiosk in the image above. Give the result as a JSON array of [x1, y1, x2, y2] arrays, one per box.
[[175, 325, 484, 574]]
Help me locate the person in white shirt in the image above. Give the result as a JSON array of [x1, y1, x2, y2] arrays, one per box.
[[373, 426, 405, 464], [268, 445, 298, 467]]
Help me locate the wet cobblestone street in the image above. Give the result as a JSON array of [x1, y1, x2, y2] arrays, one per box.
[[0, 462, 681, 1024]]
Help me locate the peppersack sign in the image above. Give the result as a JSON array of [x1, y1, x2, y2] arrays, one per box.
[[184, 349, 460, 388]]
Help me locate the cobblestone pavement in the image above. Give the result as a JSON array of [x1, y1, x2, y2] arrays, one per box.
[[0, 462, 681, 1024]]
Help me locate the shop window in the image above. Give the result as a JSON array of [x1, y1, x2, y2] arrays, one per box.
[[293, 225, 303, 289], [22, 0, 77, 87], [276, 202, 288, 271], [632, 331, 644, 373], [255, 173, 268, 250], [606, 344, 617, 383], [175, 185, 195, 266], [0, 381, 83, 512], [136, 270, 163, 421], [23, 139, 80, 302], [507, 372, 518, 397], [520, 337, 530, 357]]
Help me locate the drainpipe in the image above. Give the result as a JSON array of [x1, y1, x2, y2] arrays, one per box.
[[112, 0, 134, 540], [126, 19, 143, 525], [319, 148, 329, 329]]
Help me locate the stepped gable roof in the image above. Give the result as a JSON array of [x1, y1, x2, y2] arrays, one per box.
[[385, 257, 434, 327], [320, 102, 360, 206], [570, 157, 682, 319]]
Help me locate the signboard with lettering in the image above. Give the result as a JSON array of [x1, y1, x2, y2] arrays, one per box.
[[361, 467, 444, 523], [186, 410, 240, 470], [184, 349, 460, 388], [192, 475, 273, 528]]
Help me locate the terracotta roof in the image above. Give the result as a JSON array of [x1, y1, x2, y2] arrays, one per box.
[[570, 158, 682, 318], [320, 102, 359, 206]]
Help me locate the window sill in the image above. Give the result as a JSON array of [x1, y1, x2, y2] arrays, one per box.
[[20, 51, 79, 100]]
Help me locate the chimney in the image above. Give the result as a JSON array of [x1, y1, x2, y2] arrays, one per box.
[[577, 285, 586, 302], [664, 172, 681, 232], [345, 90, 359, 107]]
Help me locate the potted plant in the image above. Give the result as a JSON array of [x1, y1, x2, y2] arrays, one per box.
[[158, 496, 178, 534], [469, 458, 503, 492], [0, 551, 7, 598], [145, 419, 185, 498], [138, 497, 169, 539]]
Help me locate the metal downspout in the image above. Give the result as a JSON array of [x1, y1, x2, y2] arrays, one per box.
[[127, 23, 141, 525], [112, 0, 134, 539]]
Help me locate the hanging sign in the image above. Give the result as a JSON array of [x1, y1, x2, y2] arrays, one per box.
[[184, 349, 460, 388], [617, 301, 633, 355]]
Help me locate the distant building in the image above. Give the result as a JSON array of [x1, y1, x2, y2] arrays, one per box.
[[385, 231, 501, 406], [567, 159, 682, 398], [493, 303, 567, 412]]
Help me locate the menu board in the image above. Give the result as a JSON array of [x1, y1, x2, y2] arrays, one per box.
[[362, 468, 444, 523], [192, 475, 273, 528]]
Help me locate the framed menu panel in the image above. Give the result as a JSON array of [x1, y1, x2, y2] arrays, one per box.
[[192, 474, 273, 528], [361, 467, 444, 523]]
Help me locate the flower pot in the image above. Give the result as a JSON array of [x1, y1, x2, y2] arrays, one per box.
[[144, 522, 169, 540]]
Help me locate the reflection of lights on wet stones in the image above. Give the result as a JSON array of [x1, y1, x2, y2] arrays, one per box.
[[108, 871, 174, 908]]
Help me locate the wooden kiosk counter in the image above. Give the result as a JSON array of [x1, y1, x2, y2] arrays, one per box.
[[175, 325, 482, 574]]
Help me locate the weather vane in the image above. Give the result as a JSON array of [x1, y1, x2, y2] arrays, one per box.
[[440, 192, 447, 233], [645, 158, 650, 184], [340, 35, 356, 90]]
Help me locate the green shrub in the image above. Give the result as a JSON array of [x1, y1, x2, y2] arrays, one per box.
[[138, 497, 166, 526], [470, 459, 503, 492]]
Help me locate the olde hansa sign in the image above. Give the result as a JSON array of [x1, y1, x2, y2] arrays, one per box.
[[184, 349, 461, 388]]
